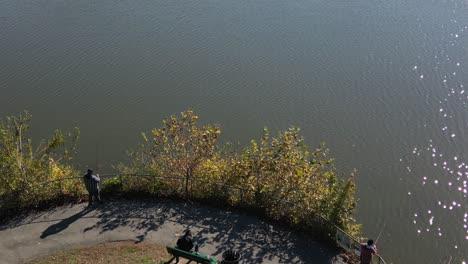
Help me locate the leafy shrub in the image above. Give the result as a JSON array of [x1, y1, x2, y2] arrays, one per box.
[[118, 110, 359, 236], [0, 112, 80, 214]]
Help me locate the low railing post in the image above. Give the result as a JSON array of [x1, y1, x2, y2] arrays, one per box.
[[240, 188, 243, 204], [58, 180, 62, 197]]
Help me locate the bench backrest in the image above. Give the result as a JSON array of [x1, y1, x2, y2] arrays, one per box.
[[166, 246, 217, 264]]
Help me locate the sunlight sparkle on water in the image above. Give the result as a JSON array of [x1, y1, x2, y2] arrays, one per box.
[[404, 14, 468, 258]]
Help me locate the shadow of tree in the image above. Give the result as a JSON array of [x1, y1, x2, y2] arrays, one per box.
[[82, 198, 337, 263]]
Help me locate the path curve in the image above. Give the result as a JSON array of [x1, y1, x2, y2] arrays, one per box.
[[0, 198, 338, 263]]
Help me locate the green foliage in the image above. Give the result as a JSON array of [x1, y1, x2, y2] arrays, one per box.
[[0, 109, 359, 236], [0, 111, 81, 211], [119, 109, 360, 236], [101, 176, 121, 193], [117, 109, 220, 195]]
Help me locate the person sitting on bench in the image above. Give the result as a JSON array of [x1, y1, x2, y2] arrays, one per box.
[[177, 229, 196, 252]]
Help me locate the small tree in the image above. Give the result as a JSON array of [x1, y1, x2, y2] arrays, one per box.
[[124, 109, 221, 195], [0, 111, 80, 208], [329, 172, 359, 234]]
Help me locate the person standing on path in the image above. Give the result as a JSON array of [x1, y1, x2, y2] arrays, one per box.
[[360, 239, 377, 264], [83, 169, 102, 206]]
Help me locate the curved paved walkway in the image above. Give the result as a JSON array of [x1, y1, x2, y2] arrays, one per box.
[[0, 199, 338, 263]]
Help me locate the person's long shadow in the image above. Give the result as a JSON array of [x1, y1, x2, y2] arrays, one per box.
[[40, 207, 92, 239]]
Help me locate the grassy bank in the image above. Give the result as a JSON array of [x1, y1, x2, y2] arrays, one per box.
[[28, 241, 171, 264]]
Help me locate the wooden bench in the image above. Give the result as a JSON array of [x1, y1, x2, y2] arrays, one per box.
[[166, 245, 218, 264]]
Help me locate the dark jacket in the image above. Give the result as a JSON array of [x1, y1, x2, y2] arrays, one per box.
[[83, 173, 100, 193], [177, 234, 194, 252]]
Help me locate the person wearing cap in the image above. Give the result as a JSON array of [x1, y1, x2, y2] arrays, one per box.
[[360, 239, 377, 264], [83, 169, 102, 206]]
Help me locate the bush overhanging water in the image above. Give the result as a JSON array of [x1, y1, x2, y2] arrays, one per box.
[[0, 110, 359, 236]]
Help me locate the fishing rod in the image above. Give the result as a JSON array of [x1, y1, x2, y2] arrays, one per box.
[[95, 142, 99, 174], [375, 221, 386, 245]]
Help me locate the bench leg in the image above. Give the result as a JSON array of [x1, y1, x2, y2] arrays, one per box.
[[165, 256, 176, 264]]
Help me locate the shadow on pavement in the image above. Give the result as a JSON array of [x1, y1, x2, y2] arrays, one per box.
[[82, 198, 336, 263], [40, 206, 93, 239]]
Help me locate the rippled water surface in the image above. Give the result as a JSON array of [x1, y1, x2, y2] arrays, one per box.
[[1, 0, 467, 262]]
